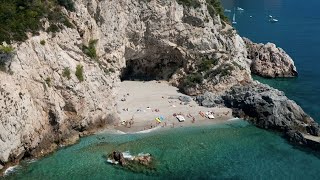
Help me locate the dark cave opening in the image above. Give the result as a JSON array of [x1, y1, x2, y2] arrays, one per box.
[[120, 48, 185, 81]]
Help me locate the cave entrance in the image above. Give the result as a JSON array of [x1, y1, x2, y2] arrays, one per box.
[[120, 48, 185, 81]]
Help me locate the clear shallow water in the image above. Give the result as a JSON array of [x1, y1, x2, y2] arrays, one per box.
[[222, 0, 320, 122], [3, 120, 320, 180]]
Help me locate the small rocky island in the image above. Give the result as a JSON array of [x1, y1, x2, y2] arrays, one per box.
[[107, 151, 155, 173]]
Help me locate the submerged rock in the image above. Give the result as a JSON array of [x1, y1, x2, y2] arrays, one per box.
[[284, 130, 307, 145]]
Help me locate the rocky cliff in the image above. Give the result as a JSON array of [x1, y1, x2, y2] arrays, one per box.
[[0, 0, 318, 170]]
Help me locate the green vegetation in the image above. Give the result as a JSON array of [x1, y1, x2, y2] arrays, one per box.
[[198, 58, 219, 72], [175, 0, 228, 23], [0, 45, 14, 54], [62, 67, 71, 79], [75, 64, 84, 82], [0, 0, 75, 43], [40, 40, 46, 45], [0, 45, 14, 72], [177, 0, 201, 8], [182, 73, 203, 87], [45, 77, 51, 87], [57, 0, 75, 11], [82, 39, 98, 60], [205, 64, 234, 78], [206, 0, 229, 22]]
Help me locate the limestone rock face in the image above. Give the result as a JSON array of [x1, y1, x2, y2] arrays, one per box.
[[244, 38, 298, 78]]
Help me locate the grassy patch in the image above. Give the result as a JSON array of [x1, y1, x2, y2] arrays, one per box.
[[82, 39, 98, 60], [62, 67, 71, 79], [0, 45, 14, 54], [75, 64, 84, 82]]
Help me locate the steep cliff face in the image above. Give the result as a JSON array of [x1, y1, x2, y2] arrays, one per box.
[[0, 0, 317, 169]]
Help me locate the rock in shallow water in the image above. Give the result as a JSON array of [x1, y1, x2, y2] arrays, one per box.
[[107, 151, 154, 172]]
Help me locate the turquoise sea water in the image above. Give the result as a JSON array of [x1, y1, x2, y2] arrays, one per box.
[[3, 1, 320, 179], [3, 120, 320, 180], [222, 0, 320, 122]]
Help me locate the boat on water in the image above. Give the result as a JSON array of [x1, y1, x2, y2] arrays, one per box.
[[237, 7, 244, 11], [269, 15, 279, 23], [224, 9, 231, 13], [232, 12, 237, 24]]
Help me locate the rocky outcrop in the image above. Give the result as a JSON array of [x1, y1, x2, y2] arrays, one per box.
[[107, 151, 154, 172], [244, 38, 298, 78], [196, 81, 320, 144]]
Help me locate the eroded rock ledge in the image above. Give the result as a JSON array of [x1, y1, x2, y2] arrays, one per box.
[[196, 81, 320, 146]]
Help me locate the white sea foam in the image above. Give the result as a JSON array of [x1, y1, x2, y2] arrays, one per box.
[[4, 165, 19, 176], [133, 126, 161, 134], [227, 117, 240, 121], [122, 151, 134, 160]]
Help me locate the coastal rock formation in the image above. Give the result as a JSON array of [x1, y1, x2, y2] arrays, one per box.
[[244, 38, 298, 78], [107, 151, 154, 172], [196, 81, 320, 143], [0, 0, 318, 170]]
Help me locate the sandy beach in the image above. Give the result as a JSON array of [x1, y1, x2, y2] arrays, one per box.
[[114, 81, 234, 133]]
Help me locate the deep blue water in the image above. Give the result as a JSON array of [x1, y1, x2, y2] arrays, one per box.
[[222, 0, 320, 122]]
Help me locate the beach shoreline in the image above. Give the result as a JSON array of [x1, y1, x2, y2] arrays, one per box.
[[113, 81, 234, 134]]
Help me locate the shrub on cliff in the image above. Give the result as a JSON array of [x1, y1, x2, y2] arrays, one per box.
[[75, 64, 84, 82], [206, 0, 229, 23], [177, 0, 201, 8], [0, 0, 75, 43], [62, 67, 71, 80], [198, 58, 219, 72], [0, 45, 14, 54], [182, 73, 203, 87], [57, 0, 75, 12], [82, 40, 98, 60], [0, 44, 15, 72]]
